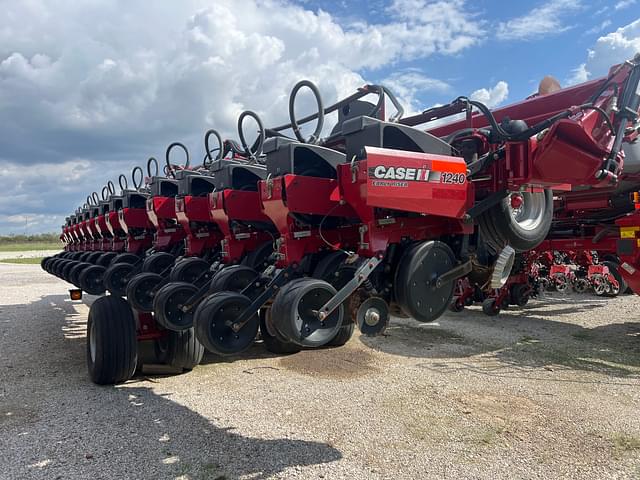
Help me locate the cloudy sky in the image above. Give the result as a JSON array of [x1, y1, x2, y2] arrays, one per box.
[[1, 0, 639, 234]]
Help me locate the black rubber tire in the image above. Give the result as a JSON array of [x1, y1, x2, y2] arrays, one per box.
[[142, 252, 175, 274], [104, 262, 135, 296], [70, 262, 91, 287], [111, 253, 139, 265], [259, 308, 301, 354], [153, 282, 199, 331], [449, 297, 465, 312], [478, 190, 553, 253], [126, 272, 163, 312], [79, 252, 93, 262], [510, 283, 530, 307], [482, 298, 500, 316], [194, 291, 260, 355], [97, 252, 118, 267], [169, 257, 210, 283], [61, 261, 78, 281], [602, 261, 627, 296], [241, 241, 273, 271], [41, 256, 52, 271], [324, 320, 355, 347], [86, 295, 137, 385], [270, 278, 343, 347], [155, 328, 204, 370], [79, 265, 107, 295], [86, 251, 103, 264], [210, 265, 259, 294]]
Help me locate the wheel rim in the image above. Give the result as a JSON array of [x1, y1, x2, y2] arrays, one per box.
[[198, 294, 259, 354], [162, 287, 196, 330], [509, 192, 546, 231], [132, 276, 161, 311]]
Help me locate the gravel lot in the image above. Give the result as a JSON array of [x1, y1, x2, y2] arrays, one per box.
[[1, 263, 639, 479]]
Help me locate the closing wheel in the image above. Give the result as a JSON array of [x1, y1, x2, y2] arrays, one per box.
[[259, 308, 302, 355], [97, 252, 118, 267], [210, 265, 259, 294], [70, 262, 92, 287], [87, 295, 137, 385], [170, 257, 209, 283], [271, 278, 343, 347], [153, 282, 199, 331], [510, 283, 530, 307], [104, 262, 135, 296], [142, 252, 175, 274], [482, 298, 501, 316], [154, 328, 204, 371], [554, 273, 569, 293], [394, 241, 456, 323], [126, 272, 163, 312], [79, 265, 107, 295], [194, 291, 260, 355], [602, 261, 626, 296], [356, 297, 389, 337], [572, 277, 589, 294], [478, 190, 553, 253], [592, 275, 608, 296]]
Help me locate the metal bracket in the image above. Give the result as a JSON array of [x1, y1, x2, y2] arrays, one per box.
[[434, 260, 473, 288], [266, 174, 274, 199], [464, 190, 509, 221], [317, 255, 383, 321]]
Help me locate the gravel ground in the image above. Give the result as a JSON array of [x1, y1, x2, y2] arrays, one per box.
[[1, 263, 639, 480], [0, 249, 60, 260]]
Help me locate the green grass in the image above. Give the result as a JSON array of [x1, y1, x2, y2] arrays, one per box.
[[0, 257, 44, 264], [0, 242, 61, 252]]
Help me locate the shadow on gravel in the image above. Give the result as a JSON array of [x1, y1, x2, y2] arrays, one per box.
[[2, 293, 342, 479], [361, 301, 640, 379]]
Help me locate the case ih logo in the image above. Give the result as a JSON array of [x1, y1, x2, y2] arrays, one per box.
[[369, 165, 442, 183]]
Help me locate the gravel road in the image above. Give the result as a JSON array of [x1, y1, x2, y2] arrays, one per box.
[[1, 263, 639, 479]]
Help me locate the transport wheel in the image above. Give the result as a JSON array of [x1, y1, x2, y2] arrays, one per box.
[[194, 291, 259, 355], [70, 262, 91, 287], [602, 261, 626, 296], [104, 262, 134, 296], [259, 308, 301, 355], [154, 328, 204, 371], [394, 241, 456, 323], [142, 252, 175, 274], [97, 252, 118, 267], [478, 190, 553, 253], [110, 253, 139, 265], [87, 296, 137, 385], [153, 282, 198, 331], [572, 277, 589, 294], [126, 272, 163, 312], [482, 298, 501, 316], [79, 265, 107, 295], [242, 241, 274, 271], [510, 284, 530, 307], [169, 257, 209, 283], [271, 278, 343, 347], [210, 265, 259, 294]]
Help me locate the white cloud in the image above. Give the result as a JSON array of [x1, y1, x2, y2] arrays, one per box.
[[381, 70, 451, 116], [566, 63, 590, 85], [615, 0, 637, 10], [469, 81, 509, 108], [0, 0, 485, 233], [496, 0, 582, 41]]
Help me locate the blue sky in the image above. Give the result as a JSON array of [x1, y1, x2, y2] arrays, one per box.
[[0, 0, 639, 234]]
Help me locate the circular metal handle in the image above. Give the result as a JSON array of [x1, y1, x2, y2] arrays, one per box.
[[165, 142, 190, 178], [119, 174, 128, 191], [101, 186, 109, 200], [147, 157, 159, 177], [289, 80, 324, 144], [92, 192, 100, 205], [238, 110, 265, 162], [86, 196, 92, 207], [107, 181, 116, 195], [132, 166, 144, 189], [204, 129, 223, 167]]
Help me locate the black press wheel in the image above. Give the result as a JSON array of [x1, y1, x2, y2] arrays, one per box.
[[154, 328, 204, 371], [394, 241, 456, 323], [142, 252, 175, 274], [69, 262, 92, 287], [194, 291, 259, 355], [97, 252, 118, 267], [270, 278, 343, 347], [169, 257, 210, 283], [78, 265, 107, 295], [259, 308, 302, 355], [87, 295, 137, 385], [103, 262, 135, 296], [241, 241, 274, 271], [110, 253, 139, 265], [86, 251, 103, 264], [153, 282, 199, 331], [209, 265, 259, 295], [482, 298, 501, 316], [61, 260, 78, 281], [127, 272, 163, 312]]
